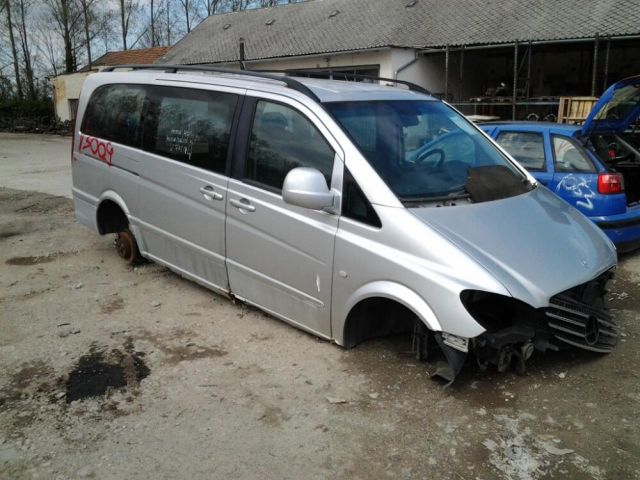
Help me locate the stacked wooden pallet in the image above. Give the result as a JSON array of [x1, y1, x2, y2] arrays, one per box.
[[557, 97, 598, 125]]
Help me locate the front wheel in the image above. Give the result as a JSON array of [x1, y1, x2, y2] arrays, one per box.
[[115, 229, 142, 265]]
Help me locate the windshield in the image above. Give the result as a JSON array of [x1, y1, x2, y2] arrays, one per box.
[[325, 100, 531, 204]]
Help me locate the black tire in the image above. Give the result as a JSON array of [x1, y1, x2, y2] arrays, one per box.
[[115, 229, 142, 265]]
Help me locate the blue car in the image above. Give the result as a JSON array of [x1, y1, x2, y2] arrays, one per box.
[[480, 76, 640, 252]]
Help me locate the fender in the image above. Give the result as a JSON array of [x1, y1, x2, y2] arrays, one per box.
[[343, 280, 442, 335], [98, 190, 130, 216]]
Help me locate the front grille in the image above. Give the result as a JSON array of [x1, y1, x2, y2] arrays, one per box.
[[545, 294, 619, 353]]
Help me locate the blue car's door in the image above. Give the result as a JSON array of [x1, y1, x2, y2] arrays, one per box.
[[547, 134, 602, 215]]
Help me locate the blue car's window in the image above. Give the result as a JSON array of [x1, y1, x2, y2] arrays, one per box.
[[326, 100, 530, 203], [552, 136, 597, 173], [495, 131, 546, 171]]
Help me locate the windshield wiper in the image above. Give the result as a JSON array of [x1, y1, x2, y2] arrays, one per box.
[[402, 191, 472, 206]]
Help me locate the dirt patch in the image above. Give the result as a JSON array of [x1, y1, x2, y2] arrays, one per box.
[[0, 229, 21, 239], [6, 251, 78, 266], [99, 295, 125, 314], [65, 343, 149, 403], [130, 329, 228, 365], [0, 361, 56, 436], [258, 405, 289, 427], [14, 196, 72, 215]]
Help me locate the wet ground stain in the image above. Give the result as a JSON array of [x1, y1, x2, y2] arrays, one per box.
[[6, 251, 77, 266], [65, 343, 149, 403]]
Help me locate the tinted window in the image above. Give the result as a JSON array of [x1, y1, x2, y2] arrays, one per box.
[[496, 131, 546, 171], [246, 101, 335, 190], [82, 84, 146, 147], [144, 87, 237, 173], [342, 168, 381, 227], [552, 136, 597, 173]]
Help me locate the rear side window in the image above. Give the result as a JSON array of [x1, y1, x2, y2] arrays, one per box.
[[81, 84, 146, 147], [144, 87, 238, 173], [552, 135, 597, 173], [496, 131, 546, 171], [246, 101, 335, 191]]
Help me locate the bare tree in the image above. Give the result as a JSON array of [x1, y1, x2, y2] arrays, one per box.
[[78, 0, 97, 67], [34, 25, 62, 76], [15, 0, 36, 99], [3, 0, 23, 99], [198, 0, 220, 17], [179, 0, 196, 33], [150, 0, 155, 46], [45, 0, 84, 73], [119, 0, 139, 50]]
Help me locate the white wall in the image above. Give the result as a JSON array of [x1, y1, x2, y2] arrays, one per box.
[[220, 49, 394, 77], [389, 48, 446, 95], [52, 71, 93, 122]]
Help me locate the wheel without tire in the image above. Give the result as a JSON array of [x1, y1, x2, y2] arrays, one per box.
[[115, 229, 142, 265]]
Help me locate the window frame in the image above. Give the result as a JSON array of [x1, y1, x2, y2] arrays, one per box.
[[495, 130, 548, 172], [143, 84, 241, 176], [240, 97, 338, 194], [550, 134, 598, 174]]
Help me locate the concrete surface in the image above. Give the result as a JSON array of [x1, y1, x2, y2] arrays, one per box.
[[0, 134, 639, 480], [0, 133, 72, 198]]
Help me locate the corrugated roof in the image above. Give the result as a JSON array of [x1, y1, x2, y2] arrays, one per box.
[[80, 47, 170, 71], [159, 0, 640, 65]]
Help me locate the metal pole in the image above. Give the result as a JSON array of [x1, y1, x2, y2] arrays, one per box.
[[591, 33, 599, 96], [603, 36, 611, 91], [459, 46, 464, 102], [444, 44, 450, 101], [526, 40, 532, 100], [512, 40, 518, 120]]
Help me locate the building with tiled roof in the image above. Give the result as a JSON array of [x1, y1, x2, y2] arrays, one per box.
[[160, 0, 640, 120], [53, 47, 169, 121]]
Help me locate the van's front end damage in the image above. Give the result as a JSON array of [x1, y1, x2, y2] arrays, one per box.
[[407, 185, 619, 384], [430, 268, 618, 383]]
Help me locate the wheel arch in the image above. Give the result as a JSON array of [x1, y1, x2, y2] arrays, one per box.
[[339, 281, 442, 348], [96, 191, 130, 235]]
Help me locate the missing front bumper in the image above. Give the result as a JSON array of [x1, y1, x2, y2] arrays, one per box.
[[431, 269, 619, 383]]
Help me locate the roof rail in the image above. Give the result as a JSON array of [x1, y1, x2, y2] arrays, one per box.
[[101, 64, 322, 102], [254, 69, 431, 95]]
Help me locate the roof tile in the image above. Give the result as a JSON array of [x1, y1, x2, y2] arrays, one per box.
[[160, 0, 640, 64]]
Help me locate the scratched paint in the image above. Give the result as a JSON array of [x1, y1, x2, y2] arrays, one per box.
[[555, 174, 596, 211], [78, 134, 114, 166]]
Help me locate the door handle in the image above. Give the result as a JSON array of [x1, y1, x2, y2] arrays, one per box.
[[229, 198, 256, 212], [200, 186, 223, 201]]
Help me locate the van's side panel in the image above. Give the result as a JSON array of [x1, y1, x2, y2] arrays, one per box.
[[134, 84, 245, 294]]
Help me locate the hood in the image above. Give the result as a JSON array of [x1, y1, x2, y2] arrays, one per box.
[[581, 75, 640, 137], [410, 187, 616, 308]]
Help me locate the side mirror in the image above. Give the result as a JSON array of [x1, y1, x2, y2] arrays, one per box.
[[282, 167, 334, 211]]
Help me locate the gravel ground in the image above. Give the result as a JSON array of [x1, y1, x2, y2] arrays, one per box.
[[0, 134, 639, 479]]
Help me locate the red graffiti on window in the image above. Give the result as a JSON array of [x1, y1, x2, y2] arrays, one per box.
[[78, 134, 114, 166]]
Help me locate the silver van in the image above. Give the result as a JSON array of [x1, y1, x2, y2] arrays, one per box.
[[72, 66, 618, 382]]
